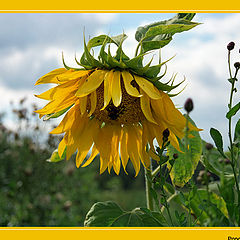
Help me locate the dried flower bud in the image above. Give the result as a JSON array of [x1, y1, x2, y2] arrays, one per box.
[[184, 98, 194, 113], [205, 143, 213, 150], [224, 158, 231, 164], [162, 128, 170, 141], [234, 62, 240, 69], [227, 41, 235, 51], [173, 153, 178, 159]]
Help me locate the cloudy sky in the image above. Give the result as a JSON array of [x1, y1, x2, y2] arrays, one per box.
[[0, 12, 240, 146]]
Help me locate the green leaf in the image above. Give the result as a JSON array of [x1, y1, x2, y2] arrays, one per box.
[[135, 13, 199, 53], [226, 102, 240, 119], [210, 128, 225, 157], [141, 38, 172, 53], [87, 34, 128, 51], [189, 189, 229, 226], [43, 105, 73, 121], [46, 147, 66, 163], [167, 116, 202, 187], [201, 140, 233, 177], [234, 118, 240, 143], [84, 201, 166, 227]]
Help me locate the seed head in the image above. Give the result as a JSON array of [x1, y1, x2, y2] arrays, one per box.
[[184, 98, 194, 113], [227, 41, 235, 51], [173, 153, 178, 159], [234, 62, 240, 69], [205, 143, 213, 150], [162, 128, 170, 141]]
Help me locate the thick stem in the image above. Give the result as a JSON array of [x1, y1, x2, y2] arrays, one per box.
[[144, 161, 154, 211]]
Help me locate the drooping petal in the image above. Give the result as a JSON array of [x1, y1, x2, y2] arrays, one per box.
[[58, 133, 68, 158], [127, 126, 141, 176], [111, 126, 122, 175], [81, 144, 99, 167], [101, 70, 113, 110], [50, 103, 78, 134], [111, 71, 122, 107], [88, 91, 97, 116], [75, 70, 107, 97], [122, 71, 142, 97], [120, 127, 129, 173], [79, 96, 88, 116], [140, 91, 157, 124], [134, 75, 161, 99]]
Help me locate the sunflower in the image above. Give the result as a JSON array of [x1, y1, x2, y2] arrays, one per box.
[[35, 32, 200, 176]]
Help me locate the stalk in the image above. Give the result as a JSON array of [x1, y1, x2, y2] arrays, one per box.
[[144, 161, 154, 211], [227, 50, 240, 225]]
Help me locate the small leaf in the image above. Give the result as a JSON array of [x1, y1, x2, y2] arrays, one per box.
[[87, 34, 128, 51], [210, 128, 225, 157], [43, 105, 73, 121], [46, 147, 66, 163], [226, 102, 240, 119], [234, 118, 240, 142]]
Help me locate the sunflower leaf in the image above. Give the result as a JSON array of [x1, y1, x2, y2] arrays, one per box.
[[84, 201, 167, 227], [46, 147, 66, 163], [167, 115, 202, 187], [135, 13, 199, 53], [87, 34, 128, 51], [83, 37, 103, 68]]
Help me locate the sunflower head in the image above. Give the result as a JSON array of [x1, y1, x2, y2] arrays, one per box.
[[35, 13, 201, 176]]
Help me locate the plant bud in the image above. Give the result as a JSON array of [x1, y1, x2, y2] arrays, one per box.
[[205, 143, 213, 150], [224, 158, 231, 164], [162, 128, 170, 141], [173, 153, 178, 159], [234, 62, 240, 69], [227, 41, 235, 51], [184, 98, 194, 113]]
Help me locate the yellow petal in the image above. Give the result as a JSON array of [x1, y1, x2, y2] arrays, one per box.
[[79, 96, 87, 116], [127, 126, 141, 176], [57, 70, 90, 82], [100, 157, 108, 174], [88, 91, 97, 116], [81, 145, 99, 167], [111, 126, 121, 175], [111, 71, 122, 107], [35, 95, 77, 115], [35, 79, 79, 101], [122, 71, 142, 97], [49, 104, 77, 134], [58, 134, 67, 158], [35, 68, 67, 85], [76, 149, 89, 168], [134, 75, 161, 99], [140, 91, 157, 124], [120, 127, 129, 172], [75, 70, 106, 97], [101, 70, 113, 110]]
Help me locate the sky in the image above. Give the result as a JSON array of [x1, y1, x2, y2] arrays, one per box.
[[0, 12, 240, 146]]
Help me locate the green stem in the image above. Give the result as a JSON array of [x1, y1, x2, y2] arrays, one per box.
[[227, 51, 240, 226], [144, 162, 154, 211]]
